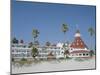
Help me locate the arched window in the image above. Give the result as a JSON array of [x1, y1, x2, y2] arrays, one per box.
[[79, 54, 82, 56], [86, 54, 88, 56], [71, 48, 73, 50], [83, 54, 85, 56]]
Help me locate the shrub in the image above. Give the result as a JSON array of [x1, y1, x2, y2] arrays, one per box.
[[12, 58, 14, 62], [21, 58, 27, 61]]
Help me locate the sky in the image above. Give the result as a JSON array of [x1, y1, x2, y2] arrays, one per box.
[[12, 0, 96, 49]]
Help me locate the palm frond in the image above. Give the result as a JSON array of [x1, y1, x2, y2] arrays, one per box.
[[88, 27, 95, 36]]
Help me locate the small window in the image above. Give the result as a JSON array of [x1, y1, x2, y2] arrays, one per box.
[[79, 54, 82, 56], [12, 50, 14, 52], [83, 54, 85, 56], [86, 54, 88, 56], [76, 54, 78, 56]]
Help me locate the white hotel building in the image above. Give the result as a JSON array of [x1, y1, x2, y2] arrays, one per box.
[[11, 30, 91, 61], [12, 43, 33, 61], [11, 42, 66, 61]]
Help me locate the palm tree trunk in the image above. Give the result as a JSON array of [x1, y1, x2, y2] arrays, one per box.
[[33, 38, 36, 43], [90, 36, 93, 50], [33, 38, 36, 47], [64, 32, 66, 43]]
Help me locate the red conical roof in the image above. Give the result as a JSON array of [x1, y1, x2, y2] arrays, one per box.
[[70, 30, 88, 49]]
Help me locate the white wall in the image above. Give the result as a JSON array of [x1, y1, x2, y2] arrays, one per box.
[[0, 0, 100, 75]]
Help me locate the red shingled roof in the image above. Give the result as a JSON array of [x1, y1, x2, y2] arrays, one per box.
[[70, 50, 89, 53], [70, 30, 88, 49]]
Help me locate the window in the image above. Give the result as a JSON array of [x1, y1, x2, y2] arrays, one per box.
[[16, 50, 19, 52], [12, 45, 14, 47], [55, 48, 57, 49], [83, 54, 85, 56], [62, 51, 64, 54], [86, 54, 88, 56], [27, 54, 30, 57], [12, 54, 14, 57], [79, 54, 82, 56], [12, 50, 14, 52], [76, 54, 78, 56]]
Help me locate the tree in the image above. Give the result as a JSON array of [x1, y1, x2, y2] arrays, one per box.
[[31, 47, 38, 59], [12, 37, 18, 44], [32, 29, 39, 43], [12, 58, 14, 62], [89, 50, 94, 57], [45, 41, 51, 47], [62, 24, 69, 42], [88, 27, 95, 50], [64, 50, 69, 55], [63, 41, 70, 58], [34, 41, 39, 46], [28, 42, 33, 48], [20, 39, 24, 43], [88, 27, 95, 36], [64, 49, 70, 58]]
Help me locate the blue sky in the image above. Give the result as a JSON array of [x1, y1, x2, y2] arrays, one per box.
[[12, 0, 96, 49]]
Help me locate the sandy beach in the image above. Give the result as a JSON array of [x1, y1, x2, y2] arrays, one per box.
[[12, 58, 95, 74]]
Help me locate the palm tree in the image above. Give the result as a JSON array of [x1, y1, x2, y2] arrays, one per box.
[[32, 29, 39, 44], [64, 50, 69, 58], [62, 24, 69, 42], [89, 50, 94, 57], [31, 47, 38, 59], [88, 27, 95, 50], [34, 41, 39, 47], [63, 42, 70, 58]]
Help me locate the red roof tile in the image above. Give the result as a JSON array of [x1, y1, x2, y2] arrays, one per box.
[[70, 30, 88, 49], [70, 50, 89, 53]]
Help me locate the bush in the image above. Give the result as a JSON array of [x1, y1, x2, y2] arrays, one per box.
[[12, 58, 14, 62], [21, 58, 27, 61]]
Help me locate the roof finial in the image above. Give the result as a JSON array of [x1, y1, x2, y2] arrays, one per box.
[[75, 24, 81, 37], [76, 24, 80, 33]]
